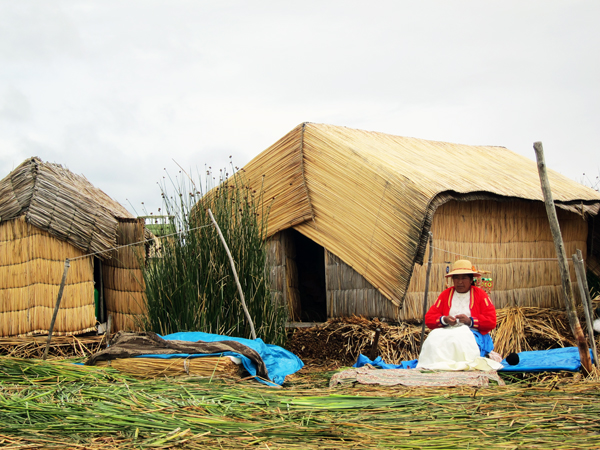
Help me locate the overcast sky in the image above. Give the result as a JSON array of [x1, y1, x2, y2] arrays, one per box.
[[1, 1, 599, 215]]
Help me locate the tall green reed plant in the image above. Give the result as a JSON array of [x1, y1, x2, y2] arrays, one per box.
[[141, 165, 287, 346]]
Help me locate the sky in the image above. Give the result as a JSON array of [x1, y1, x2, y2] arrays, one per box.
[[1, 1, 599, 215]]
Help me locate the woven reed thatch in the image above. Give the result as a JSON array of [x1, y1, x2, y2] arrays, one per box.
[[241, 123, 600, 318], [0, 158, 149, 337], [404, 200, 589, 320], [103, 219, 147, 332], [0, 216, 96, 336], [266, 231, 301, 320], [0, 157, 136, 257]]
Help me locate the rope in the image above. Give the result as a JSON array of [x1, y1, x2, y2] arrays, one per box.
[[429, 245, 577, 263], [68, 223, 213, 261]]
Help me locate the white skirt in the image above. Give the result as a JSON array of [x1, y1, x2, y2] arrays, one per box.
[[416, 325, 503, 372]]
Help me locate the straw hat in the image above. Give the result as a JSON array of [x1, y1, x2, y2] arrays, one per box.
[[445, 259, 480, 278]]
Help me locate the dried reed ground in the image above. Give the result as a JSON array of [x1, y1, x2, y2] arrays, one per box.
[[2, 308, 600, 450], [1, 356, 600, 450]]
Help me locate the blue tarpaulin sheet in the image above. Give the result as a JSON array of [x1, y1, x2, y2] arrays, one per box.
[[354, 354, 418, 369], [354, 347, 594, 373], [138, 331, 304, 386], [499, 347, 594, 372]]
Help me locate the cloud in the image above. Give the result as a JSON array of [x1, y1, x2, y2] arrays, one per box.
[[0, 86, 32, 122], [0, 2, 82, 61], [1, 0, 599, 215]]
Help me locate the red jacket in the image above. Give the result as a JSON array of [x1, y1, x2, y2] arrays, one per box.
[[425, 286, 497, 335]]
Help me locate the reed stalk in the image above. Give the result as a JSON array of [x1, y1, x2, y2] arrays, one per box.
[[1, 356, 600, 449], [140, 166, 287, 346]]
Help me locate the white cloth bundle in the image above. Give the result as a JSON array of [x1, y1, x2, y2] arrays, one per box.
[[417, 325, 503, 372]]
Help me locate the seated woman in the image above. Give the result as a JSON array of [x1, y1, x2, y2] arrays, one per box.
[[417, 259, 502, 371]]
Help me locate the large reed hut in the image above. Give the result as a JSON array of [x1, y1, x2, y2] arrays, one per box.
[[0, 157, 147, 337], [239, 123, 600, 322]]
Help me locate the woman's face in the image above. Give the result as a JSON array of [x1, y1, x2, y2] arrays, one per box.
[[452, 274, 472, 293]]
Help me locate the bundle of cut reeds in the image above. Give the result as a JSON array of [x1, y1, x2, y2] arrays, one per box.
[[0, 335, 105, 359], [95, 356, 242, 379], [287, 316, 422, 365]]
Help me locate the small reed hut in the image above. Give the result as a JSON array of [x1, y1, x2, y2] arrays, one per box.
[[0, 157, 148, 337], [240, 123, 600, 322]]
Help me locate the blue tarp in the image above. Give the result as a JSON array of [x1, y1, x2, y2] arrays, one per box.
[[354, 347, 594, 373], [354, 354, 418, 369], [499, 347, 594, 372], [138, 331, 304, 386]]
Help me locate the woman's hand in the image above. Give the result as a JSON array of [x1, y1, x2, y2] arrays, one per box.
[[454, 314, 471, 326], [443, 315, 458, 326]]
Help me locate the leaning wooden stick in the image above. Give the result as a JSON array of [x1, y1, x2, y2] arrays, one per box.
[[207, 208, 257, 340], [43, 259, 71, 360], [573, 250, 599, 368], [534, 141, 592, 374], [419, 232, 434, 352]]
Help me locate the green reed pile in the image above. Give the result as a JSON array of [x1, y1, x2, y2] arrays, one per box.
[[2, 356, 600, 449], [141, 166, 286, 346]]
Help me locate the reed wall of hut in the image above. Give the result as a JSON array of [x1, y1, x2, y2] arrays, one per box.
[[266, 230, 300, 321], [0, 216, 97, 337], [586, 215, 600, 277], [273, 199, 589, 322], [103, 218, 147, 332], [404, 199, 587, 321], [325, 250, 398, 319]]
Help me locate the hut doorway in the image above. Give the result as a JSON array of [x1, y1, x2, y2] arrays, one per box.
[[290, 229, 327, 322], [93, 257, 105, 324]]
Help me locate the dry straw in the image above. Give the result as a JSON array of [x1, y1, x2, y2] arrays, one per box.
[[95, 356, 241, 379], [0, 335, 105, 359]]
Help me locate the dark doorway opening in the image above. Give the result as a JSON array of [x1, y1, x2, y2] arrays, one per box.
[[93, 257, 105, 323], [290, 229, 327, 322]]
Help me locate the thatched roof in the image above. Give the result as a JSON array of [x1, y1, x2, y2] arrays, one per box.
[[0, 157, 136, 259], [240, 123, 600, 307]]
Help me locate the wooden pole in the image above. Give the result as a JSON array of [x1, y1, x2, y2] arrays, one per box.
[[105, 315, 113, 348], [207, 208, 257, 340], [369, 328, 381, 361], [576, 249, 599, 366], [43, 259, 71, 360], [534, 141, 592, 374], [99, 261, 105, 324], [419, 232, 434, 352], [573, 250, 599, 368]]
